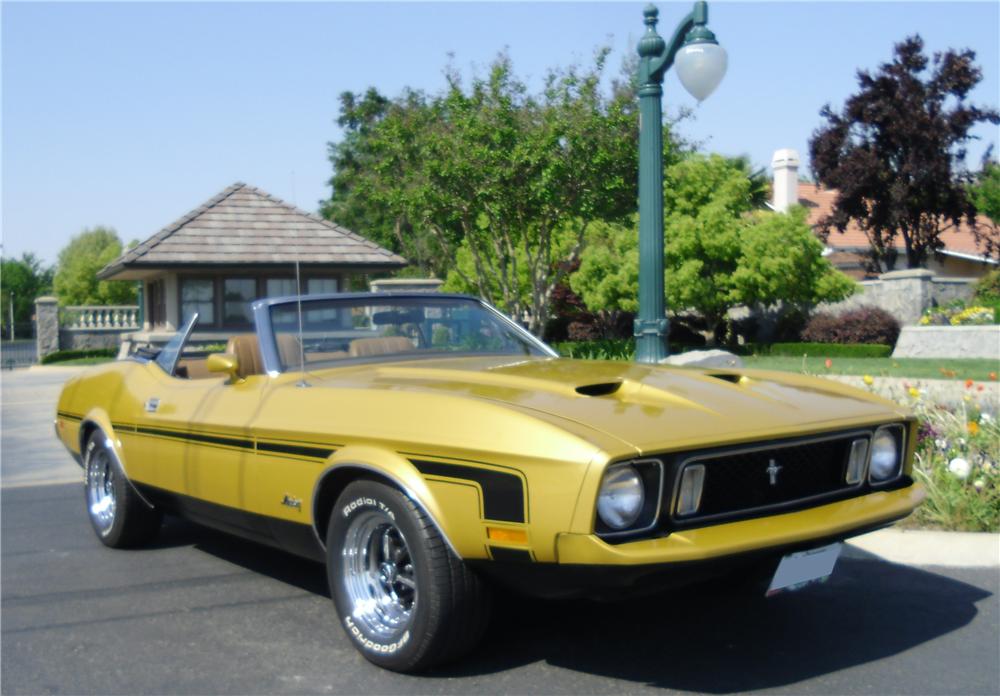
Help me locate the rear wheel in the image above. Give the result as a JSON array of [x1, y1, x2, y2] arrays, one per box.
[[327, 479, 492, 672], [84, 431, 161, 548]]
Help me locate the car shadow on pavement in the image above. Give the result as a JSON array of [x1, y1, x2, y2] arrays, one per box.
[[154, 515, 992, 693], [437, 553, 993, 691], [151, 515, 331, 597]]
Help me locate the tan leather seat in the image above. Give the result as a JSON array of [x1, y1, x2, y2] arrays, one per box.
[[349, 336, 415, 358], [225, 334, 264, 378], [275, 333, 301, 368]]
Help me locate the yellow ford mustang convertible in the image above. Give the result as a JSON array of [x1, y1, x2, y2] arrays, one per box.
[[56, 292, 924, 671]]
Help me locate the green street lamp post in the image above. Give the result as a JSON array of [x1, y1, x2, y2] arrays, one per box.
[[635, 2, 727, 363]]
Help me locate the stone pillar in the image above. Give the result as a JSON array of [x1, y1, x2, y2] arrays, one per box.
[[876, 269, 934, 325], [35, 296, 60, 360]]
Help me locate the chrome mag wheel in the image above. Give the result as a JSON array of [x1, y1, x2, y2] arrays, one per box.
[[341, 511, 417, 638], [86, 444, 117, 536]]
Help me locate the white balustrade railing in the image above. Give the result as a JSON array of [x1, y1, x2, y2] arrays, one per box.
[[63, 306, 140, 331]]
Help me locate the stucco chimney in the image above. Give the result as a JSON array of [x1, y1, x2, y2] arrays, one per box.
[[771, 148, 800, 213]]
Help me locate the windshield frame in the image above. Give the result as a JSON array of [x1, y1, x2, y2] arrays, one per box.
[[251, 292, 557, 376], [152, 312, 199, 376]]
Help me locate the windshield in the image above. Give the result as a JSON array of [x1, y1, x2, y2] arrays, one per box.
[[268, 296, 549, 372], [153, 313, 199, 376]]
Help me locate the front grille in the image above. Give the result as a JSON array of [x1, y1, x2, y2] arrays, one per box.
[[674, 433, 862, 522]]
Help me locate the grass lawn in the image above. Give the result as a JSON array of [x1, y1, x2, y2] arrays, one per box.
[[742, 355, 999, 381]]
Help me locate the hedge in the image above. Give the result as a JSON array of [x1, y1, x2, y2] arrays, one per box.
[[760, 342, 893, 358], [40, 348, 117, 365]]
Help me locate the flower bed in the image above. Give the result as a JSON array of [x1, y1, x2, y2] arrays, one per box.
[[910, 397, 999, 532], [850, 379, 999, 532]]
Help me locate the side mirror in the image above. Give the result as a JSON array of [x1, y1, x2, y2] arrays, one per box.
[[206, 353, 240, 381]]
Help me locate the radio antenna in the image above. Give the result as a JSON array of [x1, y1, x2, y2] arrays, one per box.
[[295, 258, 310, 387]]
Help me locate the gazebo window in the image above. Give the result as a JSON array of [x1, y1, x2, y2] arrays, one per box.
[[307, 278, 338, 295], [181, 279, 214, 326], [223, 278, 255, 326], [266, 278, 297, 298]]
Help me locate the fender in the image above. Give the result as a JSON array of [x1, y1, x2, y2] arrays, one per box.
[[78, 411, 155, 510], [312, 445, 463, 559]]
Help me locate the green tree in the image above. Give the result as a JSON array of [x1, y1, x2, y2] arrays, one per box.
[[53, 227, 136, 306], [0, 252, 53, 335], [323, 50, 679, 335], [970, 162, 1000, 224], [969, 162, 1000, 258], [573, 155, 855, 340]]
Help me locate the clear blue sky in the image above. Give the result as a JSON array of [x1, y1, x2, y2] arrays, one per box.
[[3, 1, 998, 266]]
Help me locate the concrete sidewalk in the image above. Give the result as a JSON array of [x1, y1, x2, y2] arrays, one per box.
[[849, 528, 999, 568]]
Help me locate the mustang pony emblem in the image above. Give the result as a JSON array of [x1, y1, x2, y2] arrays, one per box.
[[766, 459, 782, 486]]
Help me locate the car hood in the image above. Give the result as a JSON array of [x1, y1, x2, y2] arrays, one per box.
[[310, 356, 907, 454]]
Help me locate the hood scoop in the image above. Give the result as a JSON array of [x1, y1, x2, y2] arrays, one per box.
[[705, 373, 743, 384], [575, 381, 623, 397]]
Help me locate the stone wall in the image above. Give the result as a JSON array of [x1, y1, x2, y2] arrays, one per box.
[[370, 278, 443, 293], [34, 298, 138, 359], [57, 329, 128, 351], [819, 269, 976, 325], [892, 325, 1000, 359]]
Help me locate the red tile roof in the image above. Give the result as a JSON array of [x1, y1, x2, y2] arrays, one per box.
[[797, 183, 993, 258]]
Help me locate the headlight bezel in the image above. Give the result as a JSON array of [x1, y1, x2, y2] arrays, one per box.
[[868, 423, 906, 486], [594, 459, 664, 538]]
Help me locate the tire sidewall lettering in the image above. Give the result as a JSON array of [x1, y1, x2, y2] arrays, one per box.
[[341, 496, 396, 521], [343, 616, 410, 654]]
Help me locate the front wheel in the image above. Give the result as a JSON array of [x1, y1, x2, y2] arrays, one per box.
[[84, 431, 161, 548], [327, 480, 492, 672]]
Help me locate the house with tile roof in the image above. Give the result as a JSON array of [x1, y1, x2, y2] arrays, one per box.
[[97, 182, 406, 339], [771, 149, 997, 280]]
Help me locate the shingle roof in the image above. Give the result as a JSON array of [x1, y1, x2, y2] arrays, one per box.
[[97, 182, 406, 279], [797, 183, 993, 258]]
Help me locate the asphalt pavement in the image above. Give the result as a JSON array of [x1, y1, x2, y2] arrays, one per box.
[[2, 367, 998, 694]]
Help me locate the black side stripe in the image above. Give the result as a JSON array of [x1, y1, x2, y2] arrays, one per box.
[[257, 441, 336, 459], [57, 411, 83, 422], [134, 426, 254, 451], [129, 425, 335, 460], [411, 459, 525, 523]]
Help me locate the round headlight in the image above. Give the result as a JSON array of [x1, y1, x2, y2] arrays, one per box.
[[870, 430, 899, 481], [597, 464, 645, 530]]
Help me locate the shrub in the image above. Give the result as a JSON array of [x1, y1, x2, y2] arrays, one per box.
[[40, 347, 116, 364], [920, 300, 998, 326], [566, 320, 601, 342], [763, 342, 892, 358], [554, 339, 635, 361], [973, 269, 1000, 305], [949, 306, 996, 325], [800, 306, 901, 346]]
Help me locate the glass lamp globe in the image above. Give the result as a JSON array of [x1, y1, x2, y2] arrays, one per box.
[[675, 41, 728, 102]]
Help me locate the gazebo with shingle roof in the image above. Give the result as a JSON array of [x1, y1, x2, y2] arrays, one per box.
[[98, 182, 406, 336]]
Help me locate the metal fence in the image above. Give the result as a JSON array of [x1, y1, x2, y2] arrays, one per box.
[[1, 339, 38, 369]]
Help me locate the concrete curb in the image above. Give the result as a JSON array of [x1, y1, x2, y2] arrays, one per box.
[[848, 528, 999, 568]]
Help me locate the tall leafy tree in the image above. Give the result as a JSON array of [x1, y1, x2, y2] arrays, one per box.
[[572, 155, 855, 341], [0, 252, 53, 334], [810, 35, 999, 271], [324, 50, 664, 335], [53, 227, 136, 306], [970, 161, 1000, 245]]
